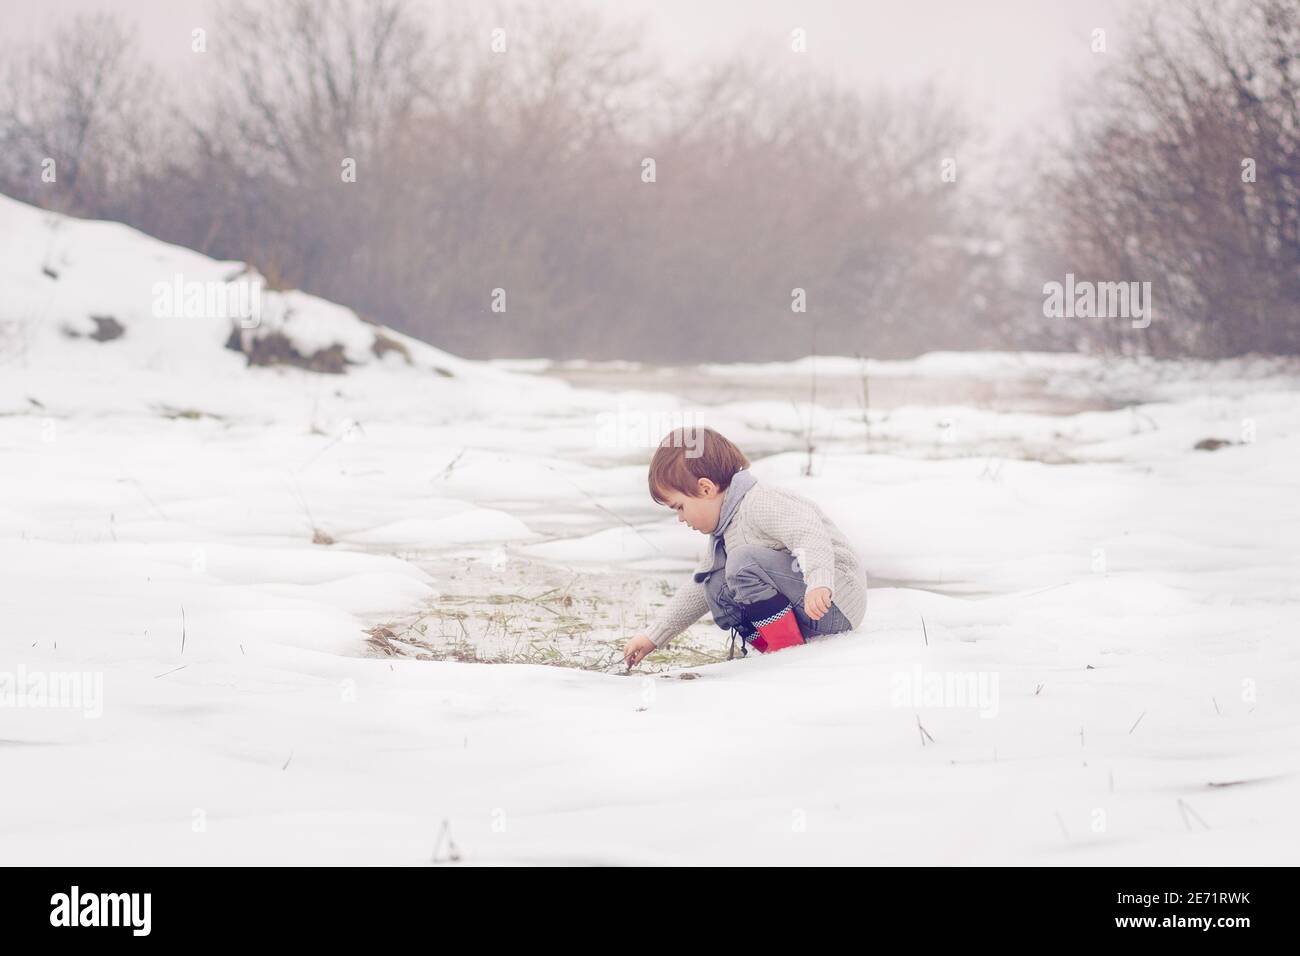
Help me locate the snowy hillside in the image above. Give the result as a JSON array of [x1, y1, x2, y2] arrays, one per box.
[[2, 196, 1299, 865]]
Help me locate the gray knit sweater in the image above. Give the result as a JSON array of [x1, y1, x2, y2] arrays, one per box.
[[646, 477, 868, 648]]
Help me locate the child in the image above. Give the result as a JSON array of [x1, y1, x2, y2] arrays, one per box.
[[622, 427, 867, 667]]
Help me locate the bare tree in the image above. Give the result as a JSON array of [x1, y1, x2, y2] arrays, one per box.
[[0, 0, 1018, 363], [1034, 0, 1300, 357], [0, 13, 162, 215]]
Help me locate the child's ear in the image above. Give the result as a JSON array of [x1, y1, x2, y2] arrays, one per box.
[[697, 477, 718, 497]]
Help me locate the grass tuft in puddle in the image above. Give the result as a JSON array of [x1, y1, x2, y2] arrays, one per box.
[[362, 555, 728, 673]]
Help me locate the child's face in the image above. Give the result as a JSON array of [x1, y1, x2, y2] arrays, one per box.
[[660, 479, 724, 534]]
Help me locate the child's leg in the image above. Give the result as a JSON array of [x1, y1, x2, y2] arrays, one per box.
[[724, 544, 854, 642]]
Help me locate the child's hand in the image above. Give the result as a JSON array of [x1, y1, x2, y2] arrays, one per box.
[[804, 586, 833, 620], [623, 635, 656, 668]]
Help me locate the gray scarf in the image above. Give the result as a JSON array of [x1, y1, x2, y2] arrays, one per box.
[[692, 468, 757, 584]]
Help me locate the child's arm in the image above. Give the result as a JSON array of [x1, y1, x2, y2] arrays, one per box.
[[626, 572, 712, 671], [624, 579, 709, 667], [756, 489, 838, 598], [645, 578, 710, 648]]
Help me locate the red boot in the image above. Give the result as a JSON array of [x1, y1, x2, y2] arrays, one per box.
[[744, 594, 805, 653]]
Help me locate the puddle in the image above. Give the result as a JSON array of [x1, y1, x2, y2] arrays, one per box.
[[362, 549, 734, 672], [528, 364, 1123, 416]]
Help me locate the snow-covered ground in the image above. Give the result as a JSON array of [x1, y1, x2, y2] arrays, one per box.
[[2, 195, 1298, 864]]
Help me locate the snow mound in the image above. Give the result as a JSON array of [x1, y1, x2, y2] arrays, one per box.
[[0, 194, 506, 382]]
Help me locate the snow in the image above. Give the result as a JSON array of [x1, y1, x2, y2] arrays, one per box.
[[696, 350, 1101, 379], [2, 195, 1298, 864], [348, 510, 535, 546]]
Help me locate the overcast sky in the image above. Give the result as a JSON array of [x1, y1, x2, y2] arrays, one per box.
[[3, 0, 1131, 135]]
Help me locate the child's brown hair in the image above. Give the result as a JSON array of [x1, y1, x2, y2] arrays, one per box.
[[648, 427, 750, 505]]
